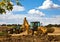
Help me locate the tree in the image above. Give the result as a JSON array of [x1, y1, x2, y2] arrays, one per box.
[[0, 0, 22, 14]]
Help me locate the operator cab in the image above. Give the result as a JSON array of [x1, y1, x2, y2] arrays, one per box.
[[30, 21, 40, 31]]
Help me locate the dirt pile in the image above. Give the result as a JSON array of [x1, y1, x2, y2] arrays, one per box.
[[0, 35, 60, 42]]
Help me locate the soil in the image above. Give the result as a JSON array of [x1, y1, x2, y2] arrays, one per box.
[[0, 35, 60, 42]]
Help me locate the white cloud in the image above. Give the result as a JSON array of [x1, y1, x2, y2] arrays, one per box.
[[0, 9, 60, 25], [28, 9, 45, 16], [0, 22, 6, 25], [0, 11, 60, 25], [0, 14, 25, 24], [12, 5, 25, 11], [43, 17, 60, 25], [37, 0, 60, 9]]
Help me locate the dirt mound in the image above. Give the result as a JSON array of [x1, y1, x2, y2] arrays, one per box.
[[0, 35, 60, 42]]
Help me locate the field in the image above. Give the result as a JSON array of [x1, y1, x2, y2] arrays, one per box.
[[0, 35, 60, 42], [0, 27, 60, 42]]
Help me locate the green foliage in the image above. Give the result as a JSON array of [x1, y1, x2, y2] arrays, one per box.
[[0, 0, 22, 14], [0, 32, 5, 36], [45, 24, 60, 27], [0, 8, 6, 14], [6, 2, 13, 11]]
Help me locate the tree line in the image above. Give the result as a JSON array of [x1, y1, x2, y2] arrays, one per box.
[[45, 24, 60, 27]]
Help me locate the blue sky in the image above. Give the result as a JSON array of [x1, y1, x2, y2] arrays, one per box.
[[13, 0, 60, 17], [0, 0, 60, 25]]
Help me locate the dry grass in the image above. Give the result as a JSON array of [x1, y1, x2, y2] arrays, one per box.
[[0, 27, 60, 42], [0, 35, 60, 42], [48, 27, 60, 35]]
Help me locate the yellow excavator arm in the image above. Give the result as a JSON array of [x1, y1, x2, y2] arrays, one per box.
[[38, 26, 47, 34]]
